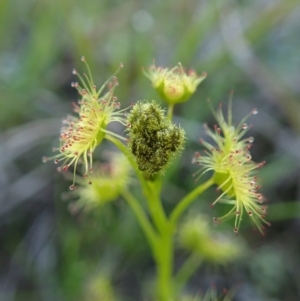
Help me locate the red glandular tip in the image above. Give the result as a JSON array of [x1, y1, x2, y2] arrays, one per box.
[[69, 185, 75, 190], [42, 156, 48, 163], [188, 69, 195, 76], [258, 161, 266, 168]]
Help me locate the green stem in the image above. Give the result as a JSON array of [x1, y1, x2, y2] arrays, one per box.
[[174, 253, 202, 293], [144, 176, 173, 300], [145, 178, 168, 233], [123, 184, 174, 301], [156, 232, 174, 301], [121, 189, 158, 253], [170, 177, 214, 226], [167, 104, 174, 120]]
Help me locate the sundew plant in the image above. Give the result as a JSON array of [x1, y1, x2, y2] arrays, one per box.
[[44, 58, 269, 301]]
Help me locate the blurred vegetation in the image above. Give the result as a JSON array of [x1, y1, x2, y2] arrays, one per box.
[[1, 0, 300, 300]]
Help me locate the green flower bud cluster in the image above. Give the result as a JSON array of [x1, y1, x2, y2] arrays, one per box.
[[126, 101, 185, 175]]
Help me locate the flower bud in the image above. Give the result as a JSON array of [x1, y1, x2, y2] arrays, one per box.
[[143, 63, 206, 105]]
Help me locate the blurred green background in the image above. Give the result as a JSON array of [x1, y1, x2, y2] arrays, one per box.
[[1, 0, 300, 300]]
